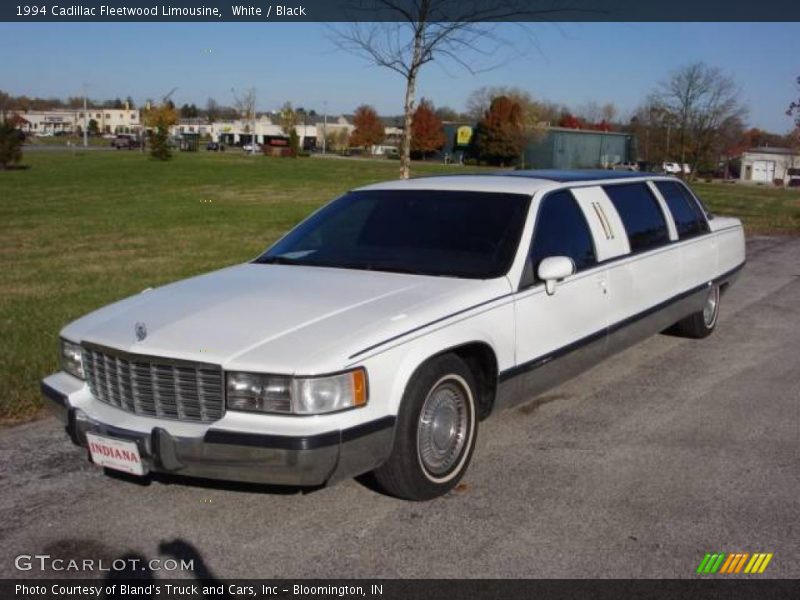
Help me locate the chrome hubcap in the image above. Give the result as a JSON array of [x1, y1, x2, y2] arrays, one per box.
[[418, 379, 469, 477], [703, 286, 719, 327]]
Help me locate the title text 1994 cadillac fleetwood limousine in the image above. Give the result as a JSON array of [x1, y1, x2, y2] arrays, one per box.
[[42, 170, 745, 500]]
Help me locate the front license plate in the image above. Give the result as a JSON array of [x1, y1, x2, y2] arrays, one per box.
[[86, 433, 145, 476]]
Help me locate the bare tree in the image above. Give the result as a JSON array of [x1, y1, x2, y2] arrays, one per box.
[[787, 75, 800, 127], [787, 76, 800, 158], [601, 102, 617, 124], [232, 87, 258, 153], [575, 101, 602, 125], [206, 97, 220, 123], [331, 1, 574, 179], [652, 62, 747, 174], [466, 85, 540, 126]]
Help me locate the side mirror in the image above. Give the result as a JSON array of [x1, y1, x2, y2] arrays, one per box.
[[537, 256, 576, 296]]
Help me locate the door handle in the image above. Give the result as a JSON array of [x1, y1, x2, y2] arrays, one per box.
[[596, 275, 608, 294]]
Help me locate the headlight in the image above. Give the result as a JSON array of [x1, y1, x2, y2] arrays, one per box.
[[226, 373, 292, 413], [60, 338, 84, 380], [226, 368, 367, 415]]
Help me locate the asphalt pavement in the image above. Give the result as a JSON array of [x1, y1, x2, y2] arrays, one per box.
[[1, 236, 798, 579]]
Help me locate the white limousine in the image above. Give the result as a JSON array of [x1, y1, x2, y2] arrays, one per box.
[[42, 170, 745, 500]]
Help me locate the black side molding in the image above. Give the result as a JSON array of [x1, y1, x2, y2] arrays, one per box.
[[41, 381, 69, 407], [348, 294, 514, 359], [205, 416, 396, 451], [499, 261, 745, 384]]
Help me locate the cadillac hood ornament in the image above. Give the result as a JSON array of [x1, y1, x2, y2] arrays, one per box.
[[134, 321, 147, 342]]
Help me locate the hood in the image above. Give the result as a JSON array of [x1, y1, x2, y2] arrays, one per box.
[[62, 263, 510, 374]]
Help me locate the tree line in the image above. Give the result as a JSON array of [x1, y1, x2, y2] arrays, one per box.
[[2, 66, 799, 173]]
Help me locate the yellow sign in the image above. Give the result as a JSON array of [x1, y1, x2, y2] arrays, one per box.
[[456, 126, 473, 146]]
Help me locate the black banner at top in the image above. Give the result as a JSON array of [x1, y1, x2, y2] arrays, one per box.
[[3, 0, 800, 22]]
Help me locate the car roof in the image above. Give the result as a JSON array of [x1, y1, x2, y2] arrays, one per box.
[[355, 169, 668, 195], [496, 169, 662, 182]]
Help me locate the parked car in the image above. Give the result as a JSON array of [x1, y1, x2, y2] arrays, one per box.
[[206, 141, 225, 151], [682, 163, 692, 175], [613, 161, 639, 171], [35, 131, 54, 138], [42, 170, 745, 500], [242, 143, 261, 153], [111, 134, 141, 150], [662, 162, 682, 174]]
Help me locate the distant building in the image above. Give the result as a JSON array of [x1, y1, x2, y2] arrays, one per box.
[[194, 116, 319, 150], [16, 108, 140, 134], [439, 124, 635, 169], [740, 147, 800, 185]]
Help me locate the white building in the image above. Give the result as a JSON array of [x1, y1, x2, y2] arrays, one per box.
[[740, 147, 800, 185], [192, 116, 318, 149], [17, 108, 140, 135]]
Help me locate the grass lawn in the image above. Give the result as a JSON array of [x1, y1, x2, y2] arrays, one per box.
[[1, 151, 798, 421], [692, 181, 800, 233], [25, 135, 113, 147]]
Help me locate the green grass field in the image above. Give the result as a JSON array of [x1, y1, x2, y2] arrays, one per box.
[[1, 151, 798, 421], [692, 180, 800, 232]]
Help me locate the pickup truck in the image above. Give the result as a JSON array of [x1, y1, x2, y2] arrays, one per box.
[[42, 170, 745, 500]]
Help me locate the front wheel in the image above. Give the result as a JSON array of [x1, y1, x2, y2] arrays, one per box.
[[674, 283, 720, 338], [373, 354, 478, 501]]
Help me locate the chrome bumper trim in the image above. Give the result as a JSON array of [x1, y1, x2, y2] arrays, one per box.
[[42, 381, 395, 487]]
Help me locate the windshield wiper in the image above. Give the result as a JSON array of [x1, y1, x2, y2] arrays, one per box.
[[257, 257, 434, 276], [335, 262, 430, 275], [254, 255, 305, 265]]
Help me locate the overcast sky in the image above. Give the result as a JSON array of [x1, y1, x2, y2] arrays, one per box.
[[1, 22, 797, 132]]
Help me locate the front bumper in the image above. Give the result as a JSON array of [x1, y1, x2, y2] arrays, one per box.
[[42, 378, 395, 487]]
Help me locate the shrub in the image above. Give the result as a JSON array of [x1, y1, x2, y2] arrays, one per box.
[[0, 122, 23, 170]]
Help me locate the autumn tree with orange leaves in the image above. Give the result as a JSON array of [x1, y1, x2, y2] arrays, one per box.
[[473, 96, 526, 166], [350, 105, 385, 155], [411, 98, 445, 159]]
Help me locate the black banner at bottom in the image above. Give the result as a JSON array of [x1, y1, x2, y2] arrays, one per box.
[[3, 579, 799, 600]]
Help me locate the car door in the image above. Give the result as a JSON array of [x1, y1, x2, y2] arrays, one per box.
[[652, 180, 718, 291], [599, 182, 682, 348], [511, 189, 609, 398]]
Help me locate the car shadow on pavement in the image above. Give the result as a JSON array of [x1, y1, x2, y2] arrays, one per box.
[[101, 539, 232, 599]]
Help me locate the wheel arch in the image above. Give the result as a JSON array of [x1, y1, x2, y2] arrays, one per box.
[[395, 341, 500, 422]]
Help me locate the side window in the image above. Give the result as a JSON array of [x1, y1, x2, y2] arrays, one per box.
[[655, 181, 709, 239], [603, 183, 670, 253], [529, 190, 596, 280]]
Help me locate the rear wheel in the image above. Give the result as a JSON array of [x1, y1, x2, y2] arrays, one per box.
[[674, 283, 720, 338], [374, 354, 478, 501]]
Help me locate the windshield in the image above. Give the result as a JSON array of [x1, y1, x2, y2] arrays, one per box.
[[256, 189, 530, 278]]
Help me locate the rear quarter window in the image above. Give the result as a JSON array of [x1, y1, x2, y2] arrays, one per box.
[[602, 183, 670, 253], [654, 181, 709, 239]]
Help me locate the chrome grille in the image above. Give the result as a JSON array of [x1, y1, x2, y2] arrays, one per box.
[[82, 344, 224, 423]]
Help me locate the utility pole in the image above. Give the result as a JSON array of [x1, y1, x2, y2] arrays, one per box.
[[82, 84, 88, 148], [252, 97, 256, 155], [322, 100, 327, 154]]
